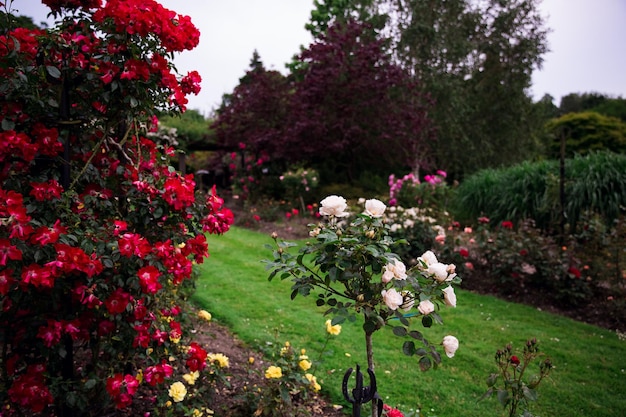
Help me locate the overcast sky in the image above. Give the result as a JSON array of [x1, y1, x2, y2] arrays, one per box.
[[15, 0, 626, 115]]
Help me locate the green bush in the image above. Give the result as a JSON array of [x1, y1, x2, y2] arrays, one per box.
[[452, 152, 626, 233], [545, 111, 626, 158]]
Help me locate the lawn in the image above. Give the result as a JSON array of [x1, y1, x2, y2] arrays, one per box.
[[193, 227, 626, 417]]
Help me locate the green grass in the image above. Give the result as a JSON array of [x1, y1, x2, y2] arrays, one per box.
[[193, 227, 626, 417]]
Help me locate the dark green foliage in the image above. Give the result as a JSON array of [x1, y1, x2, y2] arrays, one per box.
[[452, 152, 626, 232], [545, 111, 626, 158], [159, 109, 213, 152]]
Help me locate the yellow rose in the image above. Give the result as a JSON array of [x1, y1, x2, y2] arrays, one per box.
[[265, 365, 283, 379], [183, 371, 199, 385], [325, 319, 342, 336], [305, 373, 321, 392], [168, 381, 187, 403], [207, 353, 230, 368], [299, 359, 312, 371], [197, 310, 212, 322]]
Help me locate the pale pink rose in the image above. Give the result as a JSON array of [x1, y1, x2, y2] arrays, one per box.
[[418, 299, 435, 315], [382, 259, 407, 283], [442, 335, 459, 358], [442, 286, 457, 307], [435, 234, 446, 244], [381, 288, 404, 310], [319, 195, 349, 217], [419, 250, 438, 267], [464, 227, 473, 234], [464, 261, 474, 270], [364, 199, 386, 218], [427, 262, 449, 282]]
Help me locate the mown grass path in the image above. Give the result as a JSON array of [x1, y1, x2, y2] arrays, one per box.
[[193, 227, 626, 417]]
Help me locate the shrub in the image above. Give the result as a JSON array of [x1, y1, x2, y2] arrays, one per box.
[[452, 152, 626, 233], [0, 1, 234, 414]]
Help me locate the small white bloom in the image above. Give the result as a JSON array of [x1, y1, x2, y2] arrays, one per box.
[[442, 335, 459, 358], [381, 288, 404, 310], [319, 195, 349, 217], [364, 199, 386, 218], [418, 299, 435, 315], [419, 250, 438, 267], [382, 259, 407, 283], [427, 262, 449, 282], [442, 286, 457, 307]]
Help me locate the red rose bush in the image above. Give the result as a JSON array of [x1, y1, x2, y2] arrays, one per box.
[[0, 0, 232, 414]]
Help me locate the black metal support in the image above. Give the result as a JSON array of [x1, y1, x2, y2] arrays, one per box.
[[342, 364, 383, 417]]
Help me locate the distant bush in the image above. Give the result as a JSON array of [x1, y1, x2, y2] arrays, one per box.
[[545, 111, 626, 158], [452, 152, 626, 233]]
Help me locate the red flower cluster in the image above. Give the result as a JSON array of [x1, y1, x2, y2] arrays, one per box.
[[186, 342, 208, 372], [105, 373, 139, 409], [93, 0, 199, 52], [7, 364, 54, 413], [501, 220, 514, 229], [383, 404, 405, 417]]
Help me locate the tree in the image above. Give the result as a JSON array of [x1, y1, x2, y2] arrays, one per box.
[[285, 20, 433, 184], [212, 52, 292, 200], [559, 92, 626, 122], [213, 51, 291, 157], [307, 0, 550, 179]]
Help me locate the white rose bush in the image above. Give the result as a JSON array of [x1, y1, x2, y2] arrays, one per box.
[[265, 195, 462, 410]]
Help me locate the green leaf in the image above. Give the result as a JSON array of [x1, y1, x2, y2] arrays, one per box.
[[419, 356, 432, 371], [363, 319, 376, 333], [497, 389, 510, 408], [408, 330, 424, 340], [422, 315, 433, 328], [46, 65, 61, 79], [486, 373, 498, 387], [392, 326, 407, 337], [402, 341, 416, 356], [84, 379, 97, 389], [523, 386, 538, 402], [2, 118, 15, 131]]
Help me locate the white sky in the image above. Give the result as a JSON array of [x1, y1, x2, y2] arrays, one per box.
[[13, 0, 626, 115]]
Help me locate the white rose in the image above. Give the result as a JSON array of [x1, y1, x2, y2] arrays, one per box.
[[382, 260, 407, 283], [427, 262, 449, 282], [381, 288, 404, 310], [319, 195, 349, 217], [364, 199, 386, 218], [442, 286, 457, 307], [381, 269, 395, 283], [419, 250, 438, 267], [417, 299, 435, 315], [442, 335, 459, 358]]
